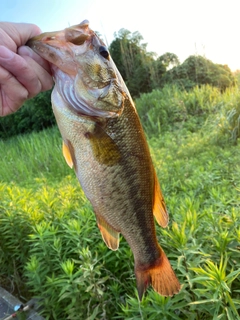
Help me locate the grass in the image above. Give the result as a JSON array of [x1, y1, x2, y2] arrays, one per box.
[[0, 127, 69, 185], [0, 85, 239, 319]]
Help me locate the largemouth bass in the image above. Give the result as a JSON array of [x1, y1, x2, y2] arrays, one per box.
[[27, 20, 180, 300]]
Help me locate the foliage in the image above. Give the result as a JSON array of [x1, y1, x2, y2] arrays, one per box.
[[109, 28, 154, 97], [233, 70, 240, 88], [212, 89, 240, 144], [163, 55, 236, 91], [109, 29, 235, 98], [109, 29, 182, 97], [0, 83, 240, 319], [0, 89, 55, 139], [0, 127, 68, 185], [0, 30, 236, 141], [0, 176, 131, 319], [135, 84, 240, 144], [150, 52, 180, 89]]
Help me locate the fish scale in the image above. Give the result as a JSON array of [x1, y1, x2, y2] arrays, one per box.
[[27, 19, 181, 300]]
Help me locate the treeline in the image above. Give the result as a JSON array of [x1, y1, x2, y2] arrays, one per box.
[[0, 28, 237, 139], [109, 28, 236, 96]]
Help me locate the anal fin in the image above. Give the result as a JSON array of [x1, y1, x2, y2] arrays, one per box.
[[96, 216, 120, 251], [153, 170, 169, 228]]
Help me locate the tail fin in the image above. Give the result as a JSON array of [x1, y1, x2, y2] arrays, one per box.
[[135, 247, 181, 301]]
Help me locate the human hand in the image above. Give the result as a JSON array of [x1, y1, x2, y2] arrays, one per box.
[[0, 22, 53, 116]]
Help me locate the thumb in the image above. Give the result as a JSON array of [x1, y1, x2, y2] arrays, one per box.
[[0, 22, 42, 48]]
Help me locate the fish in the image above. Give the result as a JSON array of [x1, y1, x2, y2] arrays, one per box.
[[27, 20, 181, 300]]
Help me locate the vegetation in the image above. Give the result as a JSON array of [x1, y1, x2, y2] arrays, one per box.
[[0, 90, 55, 139], [109, 30, 236, 96], [109, 28, 154, 96], [163, 56, 235, 91], [0, 84, 240, 319], [0, 29, 237, 140], [136, 85, 240, 143]]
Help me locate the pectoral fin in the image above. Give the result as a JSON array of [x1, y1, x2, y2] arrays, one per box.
[[153, 171, 169, 228], [62, 141, 74, 169], [87, 123, 121, 166], [96, 215, 120, 251]]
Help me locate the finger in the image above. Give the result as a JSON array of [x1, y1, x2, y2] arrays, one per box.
[[0, 45, 42, 96], [18, 46, 52, 73], [0, 65, 28, 116], [20, 55, 53, 95], [0, 28, 16, 51], [0, 22, 41, 48]]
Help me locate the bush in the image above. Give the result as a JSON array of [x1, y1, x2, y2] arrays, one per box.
[[0, 90, 55, 139], [0, 178, 133, 319], [213, 88, 240, 144], [163, 55, 236, 91], [136, 85, 240, 144], [1, 83, 240, 319], [135, 86, 188, 136], [135, 85, 219, 137]]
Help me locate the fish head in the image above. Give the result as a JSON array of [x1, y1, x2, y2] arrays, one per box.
[[27, 20, 129, 118]]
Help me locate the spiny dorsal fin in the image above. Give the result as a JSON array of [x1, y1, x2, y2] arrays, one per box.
[[153, 170, 169, 228], [62, 141, 73, 169], [96, 215, 120, 251]]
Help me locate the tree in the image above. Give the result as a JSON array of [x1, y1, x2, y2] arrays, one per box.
[[109, 29, 155, 97], [233, 70, 240, 88], [158, 52, 180, 70], [151, 52, 180, 89], [163, 55, 235, 90]]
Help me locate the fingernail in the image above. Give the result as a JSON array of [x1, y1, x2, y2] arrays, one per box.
[[0, 46, 15, 60]]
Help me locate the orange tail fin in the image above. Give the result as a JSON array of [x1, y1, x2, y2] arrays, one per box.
[[135, 248, 181, 300]]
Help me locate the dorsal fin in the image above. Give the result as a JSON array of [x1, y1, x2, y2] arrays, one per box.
[[96, 215, 120, 251], [153, 171, 169, 228], [62, 141, 74, 169]]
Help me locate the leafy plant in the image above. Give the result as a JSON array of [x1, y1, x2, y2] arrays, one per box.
[[0, 83, 240, 319], [0, 89, 55, 139]]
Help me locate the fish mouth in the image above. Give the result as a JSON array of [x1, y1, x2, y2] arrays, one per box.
[[27, 20, 127, 119], [27, 20, 92, 76], [27, 20, 91, 49], [27, 19, 91, 46]]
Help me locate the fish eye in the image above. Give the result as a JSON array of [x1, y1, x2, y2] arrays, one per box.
[[99, 46, 109, 59]]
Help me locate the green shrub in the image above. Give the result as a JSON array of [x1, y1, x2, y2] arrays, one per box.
[[1, 84, 240, 319], [0, 90, 55, 139], [212, 88, 240, 143], [135, 85, 219, 137], [135, 86, 187, 136], [136, 85, 240, 144], [163, 55, 235, 91]]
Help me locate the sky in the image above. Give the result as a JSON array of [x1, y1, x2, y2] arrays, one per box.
[[1, 0, 240, 71]]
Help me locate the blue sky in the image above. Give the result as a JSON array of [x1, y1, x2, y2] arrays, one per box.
[[1, 0, 240, 71]]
